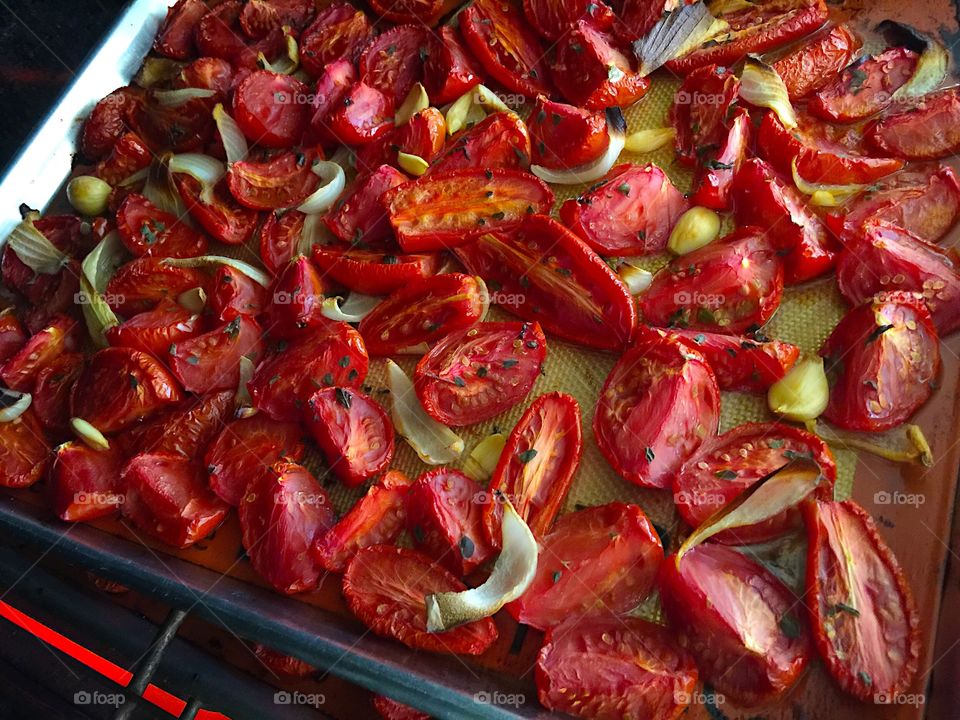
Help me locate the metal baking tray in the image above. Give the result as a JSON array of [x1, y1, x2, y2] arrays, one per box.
[[2, 1, 960, 719]]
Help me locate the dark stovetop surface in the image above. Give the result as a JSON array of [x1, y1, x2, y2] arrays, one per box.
[[0, 0, 131, 175]]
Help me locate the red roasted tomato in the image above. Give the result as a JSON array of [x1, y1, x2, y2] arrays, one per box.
[[94, 132, 152, 186], [175, 176, 260, 246], [251, 645, 315, 679], [356, 108, 445, 172], [105, 301, 202, 357], [523, 0, 613, 41], [691, 108, 751, 211], [70, 347, 183, 433], [121, 453, 229, 548], [1, 315, 79, 392], [414, 322, 546, 427], [372, 696, 429, 720], [310, 247, 439, 296], [304, 59, 356, 145], [232, 70, 309, 149], [153, 0, 207, 58], [239, 460, 335, 594], [639, 227, 784, 333], [342, 545, 498, 654], [324, 164, 406, 248], [820, 291, 940, 431], [508, 503, 663, 630], [0, 312, 26, 365], [50, 442, 125, 522], [0, 409, 50, 488], [454, 214, 637, 351], [771, 23, 860, 99], [205, 415, 305, 506], [483, 392, 582, 546], [804, 499, 920, 702], [304, 387, 394, 487], [810, 47, 918, 123], [327, 83, 395, 146], [32, 352, 84, 433], [169, 316, 263, 395], [368, 0, 441, 24], [406, 468, 494, 577], [670, 64, 741, 167], [673, 422, 837, 544], [299, 2, 374, 77], [560, 164, 688, 256], [594, 329, 719, 489], [313, 470, 413, 572], [358, 25, 426, 107], [428, 112, 532, 175], [867, 87, 960, 160], [106, 257, 206, 316], [115, 193, 208, 259], [357, 273, 488, 356], [261, 254, 328, 339], [527, 97, 609, 170], [228, 149, 322, 210], [208, 265, 267, 322], [196, 0, 284, 69], [424, 26, 482, 106], [137, 390, 235, 459], [80, 88, 144, 162], [536, 616, 697, 720], [260, 209, 306, 274]]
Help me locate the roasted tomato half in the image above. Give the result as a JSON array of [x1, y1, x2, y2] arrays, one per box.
[[837, 220, 960, 337], [228, 149, 321, 210], [424, 26, 482, 106], [483, 392, 582, 547], [659, 543, 811, 707], [232, 70, 309, 149], [673, 422, 837, 544], [414, 321, 546, 427], [304, 59, 356, 145], [594, 329, 719, 489], [205, 415, 306, 506], [0, 312, 26, 365], [508, 503, 663, 630], [115, 193, 208, 259], [358, 273, 488, 356], [639, 227, 784, 333], [342, 545, 498, 654], [261, 254, 328, 339], [314, 470, 413, 573], [356, 107, 445, 172], [208, 265, 267, 321], [454, 214, 637, 351], [137, 390, 235, 458], [771, 24, 860, 99], [324, 164, 406, 248], [106, 257, 205, 316], [804, 499, 920, 702], [559, 163, 688, 256], [50, 442, 125, 522], [867, 87, 960, 160], [358, 25, 426, 107], [372, 696, 429, 720], [820, 292, 940, 431], [260, 209, 306, 274], [0, 409, 50, 488], [810, 47, 918, 123], [168, 315, 264, 394], [81, 87, 144, 161], [310, 247, 439, 296], [327, 83, 395, 146], [304, 387, 394, 487], [121, 453, 229, 548], [406, 468, 494, 577], [382, 169, 553, 252], [536, 616, 697, 720], [428, 112, 531, 175], [1, 315, 79, 392], [239, 461, 335, 594], [733, 158, 837, 285], [175, 176, 260, 246], [527, 97, 608, 170], [298, 2, 373, 77], [32, 352, 84, 433], [105, 300, 202, 357], [670, 64, 741, 168], [70, 347, 183, 433]]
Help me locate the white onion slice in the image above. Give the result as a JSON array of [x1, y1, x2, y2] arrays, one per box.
[[168, 153, 226, 205], [386, 360, 464, 465], [162, 256, 271, 287], [321, 293, 382, 323], [624, 127, 675, 153], [257, 31, 299, 75], [633, 1, 715, 75], [213, 103, 249, 165], [79, 230, 125, 347], [531, 108, 626, 185], [740, 57, 797, 129], [144, 156, 189, 217], [153, 87, 216, 107], [7, 213, 69, 274], [0, 389, 32, 423], [235, 355, 257, 417], [618, 260, 654, 295], [296, 160, 346, 214]]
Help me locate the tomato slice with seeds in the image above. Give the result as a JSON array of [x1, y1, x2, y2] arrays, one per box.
[[304, 387, 394, 487], [809, 47, 918, 123], [304, 59, 356, 146], [51, 442, 125, 521], [551, 21, 649, 109], [758, 112, 904, 186], [536, 616, 697, 720], [836, 221, 960, 337], [1, 315, 79, 392], [168, 315, 264, 395], [820, 291, 940, 432], [262, 254, 329, 339], [428, 112, 531, 175], [665, 327, 800, 393], [94, 131, 152, 186], [70, 348, 183, 433], [659, 543, 811, 707], [116, 193, 208, 259], [803, 499, 920, 702], [665, 0, 829, 74], [264, 0, 316, 32], [239, 461, 335, 594], [384, 169, 553, 252], [300, 2, 373, 77], [177, 57, 235, 98], [424, 26, 482, 106], [372, 696, 429, 720], [867, 87, 960, 160], [327, 83, 395, 146], [640, 227, 784, 333], [251, 645, 315, 679], [691, 108, 751, 211], [314, 470, 413, 573], [483, 392, 582, 547], [232, 70, 309, 149], [771, 23, 860, 100], [310, 247, 438, 296], [0, 313, 26, 365], [208, 265, 267, 322], [369, 0, 441, 24], [106, 258, 206, 316], [670, 64, 741, 168], [523, 0, 614, 41], [406, 468, 494, 577], [561, 163, 687, 256], [248, 322, 368, 421], [239, 0, 281, 41], [414, 321, 546, 427], [153, 0, 207, 59], [260, 209, 305, 274], [826, 163, 960, 245], [205, 415, 306, 507], [358, 273, 488, 356], [527, 97, 608, 169], [121, 453, 229, 548], [594, 330, 719, 489], [358, 25, 427, 107], [0, 409, 50, 488], [455, 214, 637, 351], [673, 422, 836, 544], [135, 390, 234, 460], [356, 107, 446, 172], [32, 352, 84, 433], [325, 164, 406, 247], [106, 301, 201, 357], [228, 149, 322, 210], [508, 503, 663, 630], [175, 176, 260, 246], [732, 157, 837, 285], [460, 0, 553, 98], [342, 545, 498, 654], [81, 88, 144, 162]]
